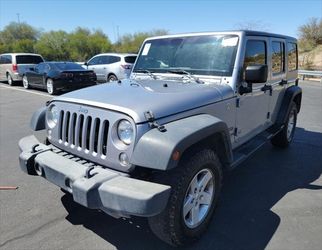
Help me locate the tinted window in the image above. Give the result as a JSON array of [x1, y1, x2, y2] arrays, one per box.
[[244, 40, 266, 68], [37, 63, 47, 73], [109, 56, 121, 64], [100, 56, 109, 64], [272, 41, 284, 74], [288, 42, 298, 71], [88, 56, 101, 65], [0, 55, 12, 64], [53, 62, 85, 70], [124, 56, 137, 63], [16, 55, 43, 64]]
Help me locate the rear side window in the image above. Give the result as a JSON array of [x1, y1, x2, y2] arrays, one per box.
[[0, 55, 12, 64], [272, 41, 285, 74], [109, 56, 121, 64], [124, 56, 137, 64], [16, 55, 43, 64], [244, 40, 267, 68], [287, 42, 298, 71]]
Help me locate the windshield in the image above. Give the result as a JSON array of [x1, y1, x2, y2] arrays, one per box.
[[133, 35, 239, 77], [53, 62, 84, 70]]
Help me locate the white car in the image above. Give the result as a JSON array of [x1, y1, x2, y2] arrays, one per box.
[[83, 53, 137, 82]]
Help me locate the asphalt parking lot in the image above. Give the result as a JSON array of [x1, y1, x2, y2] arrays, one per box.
[[0, 80, 321, 250]]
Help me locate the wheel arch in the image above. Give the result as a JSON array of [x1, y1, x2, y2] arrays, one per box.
[[131, 114, 233, 171], [275, 85, 302, 126]]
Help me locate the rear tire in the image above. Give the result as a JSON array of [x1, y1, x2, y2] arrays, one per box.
[[46, 78, 57, 95], [22, 75, 30, 89], [107, 74, 117, 82], [7, 73, 14, 86], [271, 102, 298, 148], [148, 149, 223, 246]]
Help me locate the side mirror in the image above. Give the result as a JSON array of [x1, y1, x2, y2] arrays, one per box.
[[84, 62, 88, 66], [245, 64, 268, 84]]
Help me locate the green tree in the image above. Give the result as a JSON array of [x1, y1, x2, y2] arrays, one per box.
[[68, 27, 112, 61], [114, 29, 168, 53], [0, 22, 39, 53], [298, 17, 322, 52], [34, 31, 70, 60]]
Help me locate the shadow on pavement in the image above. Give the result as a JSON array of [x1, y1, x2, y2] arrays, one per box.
[[61, 127, 322, 250]]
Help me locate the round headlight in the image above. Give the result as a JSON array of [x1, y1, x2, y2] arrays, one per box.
[[117, 119, 134, 145], [47, 105, 59, 129]]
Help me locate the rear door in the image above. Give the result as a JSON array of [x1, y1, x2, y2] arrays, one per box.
[[267, 38, 287, 123], [235, 37, 271, 144], [87, 56, 105, 81]]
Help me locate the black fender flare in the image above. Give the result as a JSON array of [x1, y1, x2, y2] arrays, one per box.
[[275, 85, 302, 126], [30, 106, 46, 131], [130, 114, 233, 170]]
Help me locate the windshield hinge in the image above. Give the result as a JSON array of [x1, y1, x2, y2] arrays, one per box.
[[144, 111, 167, 132]]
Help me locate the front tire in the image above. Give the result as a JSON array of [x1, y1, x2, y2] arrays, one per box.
[[148, 149, 223, 246], [22, 75, 29, 89], [271, 102, 298, 147], [46, 78, 57, 95]]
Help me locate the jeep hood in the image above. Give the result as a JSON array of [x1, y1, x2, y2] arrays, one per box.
[[53, 79, 234, 123]]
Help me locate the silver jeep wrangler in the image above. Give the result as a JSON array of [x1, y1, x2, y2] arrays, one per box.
[[19, 31, 301, 246]]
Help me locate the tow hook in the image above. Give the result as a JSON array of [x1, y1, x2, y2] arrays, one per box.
[[84, 166, 97, 178]]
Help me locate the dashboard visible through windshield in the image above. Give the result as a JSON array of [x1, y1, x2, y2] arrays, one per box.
[[133, 34, 239, 77]]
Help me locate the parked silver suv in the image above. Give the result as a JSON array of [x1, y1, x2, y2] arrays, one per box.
[[83, 53, 137, 82], [19, 31, 301, 246], [0, 53, 44, 85]]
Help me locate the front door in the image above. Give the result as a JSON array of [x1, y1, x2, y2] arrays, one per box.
[[235, 37, 271, 145]]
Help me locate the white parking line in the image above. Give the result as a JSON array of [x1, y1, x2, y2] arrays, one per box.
[[0, 84, 52, 98]]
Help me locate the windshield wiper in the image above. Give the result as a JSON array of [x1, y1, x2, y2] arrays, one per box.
[[168, 69, 204, 84], [134, 69, 157, 80]]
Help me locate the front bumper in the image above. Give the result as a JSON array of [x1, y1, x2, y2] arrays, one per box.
[[18, 135, 171, 218]]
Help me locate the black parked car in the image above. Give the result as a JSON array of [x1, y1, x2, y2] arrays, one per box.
[[22, 62, 97, 95]]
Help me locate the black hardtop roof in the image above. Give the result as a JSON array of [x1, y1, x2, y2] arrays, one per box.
[[240, 30, 297, 41]]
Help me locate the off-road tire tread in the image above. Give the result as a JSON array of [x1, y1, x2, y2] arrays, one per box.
[[148, 149, 223, 246]]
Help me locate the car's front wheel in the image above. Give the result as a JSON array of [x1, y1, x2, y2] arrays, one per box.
[[46, 78, 57, 95], [22, 75, 29, 89], [148, 149, 223, 246]]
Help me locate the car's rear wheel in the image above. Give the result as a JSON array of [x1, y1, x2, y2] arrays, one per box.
[[107, 74, 117, 82], [46, 78, 57, 95], [22, 75, 29, 89], [271, 102, 298, 147], [148, 149, 223, 246], [7, 73, 14, 86]]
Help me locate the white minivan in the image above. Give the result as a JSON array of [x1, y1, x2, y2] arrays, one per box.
[[0, 53, 44, 85], [83, 53, 137, 82]]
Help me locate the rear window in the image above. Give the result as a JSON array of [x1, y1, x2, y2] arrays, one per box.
[[53, 62, 84, 70], [124, 56, 137, 64], [16, 55, 43, 64]]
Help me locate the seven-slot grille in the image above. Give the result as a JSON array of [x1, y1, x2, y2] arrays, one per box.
[[58, 110, 109, 156]]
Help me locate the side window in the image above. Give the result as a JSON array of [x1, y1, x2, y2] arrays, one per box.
[[272, 41, 285, 74], [88, 56, 100, 65], [0, 56, 3, 64], [244, 40, 267, 68], [37, 63, 46, 73], [100, 56, 109, 64], [109, 56, 121, 64], [287, 42, 298, 71], [1, 55, 12, 64]]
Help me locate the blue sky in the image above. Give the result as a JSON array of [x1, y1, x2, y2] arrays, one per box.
[[0, 0, 321, 43]]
